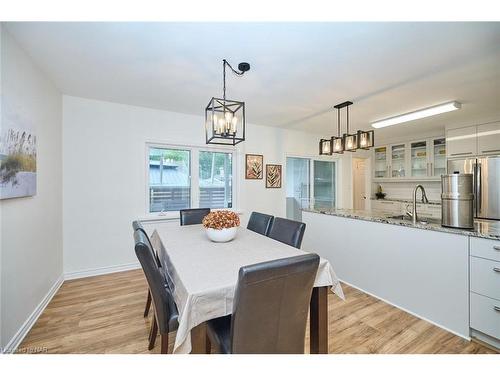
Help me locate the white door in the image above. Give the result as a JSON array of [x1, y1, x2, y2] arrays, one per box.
[[353, 158, 366, 210]]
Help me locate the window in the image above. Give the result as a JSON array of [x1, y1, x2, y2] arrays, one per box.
[[199, 151, 232, 209], [149, 147, 191, 212], [147, 145, 235, 214]]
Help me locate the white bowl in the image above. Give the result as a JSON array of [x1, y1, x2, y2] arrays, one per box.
[[205, 227, 238, 243]]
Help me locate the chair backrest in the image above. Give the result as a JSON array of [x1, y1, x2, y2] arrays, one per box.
[[267, 217, 306, 249], [134, 230, 173, 335], [179, 208, 211, 226], [132, 220, 161, 267], [230, 254, 320, 354], [247, 212, 274, 236]]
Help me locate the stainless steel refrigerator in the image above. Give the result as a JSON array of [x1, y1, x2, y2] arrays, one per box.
[[447, 155, 500, 220]]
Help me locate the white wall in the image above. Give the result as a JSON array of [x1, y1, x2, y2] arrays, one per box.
[[0, 28, 63, 349], [62, 96, 352, 275]]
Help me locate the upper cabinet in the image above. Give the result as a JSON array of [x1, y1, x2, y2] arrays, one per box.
[[477, 122, 500, 156], [431, 138, 447, 176], [374, 146, 389, 178], [390, 144, 406, 178], [446, 122, 500, 158], [373, 136, 445, 181], [446, 126, 477, 158]]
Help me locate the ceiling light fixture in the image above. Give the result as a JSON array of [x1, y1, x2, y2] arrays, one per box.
[[319, 101, 375, 155], [371, 101, 461, 129], [205, 59, 250, 145]]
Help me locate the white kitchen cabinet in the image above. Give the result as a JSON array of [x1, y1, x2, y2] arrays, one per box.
[[471, 237, 500, 262], [470, 292, 500, 341], [477, 122, 500, 156], [374, 136, 445, 181], [373, 146, 389, 178], [430, 138, 447, 177], [446, 126, 477, 158], [470, 256, 500, 301], [469, 236, 500, 345]]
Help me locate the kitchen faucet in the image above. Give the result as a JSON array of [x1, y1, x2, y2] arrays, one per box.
[[405, 184, 429, 224]]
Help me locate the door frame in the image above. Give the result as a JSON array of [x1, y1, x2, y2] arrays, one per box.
[[352, 156, 371, 210], [285, 154, 339, 211]]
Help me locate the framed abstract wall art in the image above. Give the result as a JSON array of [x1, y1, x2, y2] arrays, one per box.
[[266, 164, 282, 188], [245, 154, 263, 179]]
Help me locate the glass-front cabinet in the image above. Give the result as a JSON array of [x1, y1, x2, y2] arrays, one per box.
[[374, 146, 388, 178], [373, 137, 446, 180], [432, 138, 446, 177], [391, 144, 406, 178], [410, 140, 429, 178]]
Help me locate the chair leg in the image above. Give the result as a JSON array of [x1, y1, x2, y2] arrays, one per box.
[[144, 289, 152, 317], [160, 333, 169, 354], [206, 334, 212, 354], [148, 315, 158, 350]]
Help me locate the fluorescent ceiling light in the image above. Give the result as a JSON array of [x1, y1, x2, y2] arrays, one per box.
[[371, 101, 461, 129]]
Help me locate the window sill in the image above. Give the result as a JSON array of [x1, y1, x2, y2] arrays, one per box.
[[138, 208, 245, 223]]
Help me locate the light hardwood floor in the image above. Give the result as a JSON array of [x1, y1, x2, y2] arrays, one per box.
[[18, 269, 496, 354]]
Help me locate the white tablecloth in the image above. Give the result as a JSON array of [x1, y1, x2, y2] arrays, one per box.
[[149, 222, 344, 354]]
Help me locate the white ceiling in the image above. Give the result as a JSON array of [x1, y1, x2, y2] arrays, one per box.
[[5, 22, 500, 140]]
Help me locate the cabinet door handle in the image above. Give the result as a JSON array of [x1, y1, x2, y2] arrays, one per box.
[[494, 306, 500, 313], [494, 267, 500, 273], [450, 152, 473, 156], [481, 149, 500, 154]]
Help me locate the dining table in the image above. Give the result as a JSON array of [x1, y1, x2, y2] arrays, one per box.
[[149, 221, 344, 354]]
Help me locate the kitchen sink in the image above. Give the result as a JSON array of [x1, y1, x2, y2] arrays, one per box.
[[386, 215, 441, 225]]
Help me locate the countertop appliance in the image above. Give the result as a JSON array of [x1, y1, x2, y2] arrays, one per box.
[[448, 155, 500, 221], [441, 174, 474, 229]]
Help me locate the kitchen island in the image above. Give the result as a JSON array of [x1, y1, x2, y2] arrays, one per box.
[[302, 208, 500, 345]]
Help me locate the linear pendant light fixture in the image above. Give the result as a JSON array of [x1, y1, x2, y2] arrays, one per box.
[[205, 59, 250, 145], [371, 101, 461, 129], [319, 101, 374, 155]]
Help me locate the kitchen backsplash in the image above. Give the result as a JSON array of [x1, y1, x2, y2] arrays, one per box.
[[374, 181, 442, 202]]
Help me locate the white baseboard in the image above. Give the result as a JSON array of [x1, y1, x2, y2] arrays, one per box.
[[2, 274, 64, 354], [64, 262, 140, 281], [339, 278, 471, 341]]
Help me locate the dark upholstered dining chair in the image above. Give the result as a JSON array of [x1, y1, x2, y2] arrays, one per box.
[[134, 230, 179, 354], [179, 208, 211, 226], [132, 220, 161, 317], [267, 217, 306, 249], [246, 212, 274, 236], [206, 254, 320, 354]]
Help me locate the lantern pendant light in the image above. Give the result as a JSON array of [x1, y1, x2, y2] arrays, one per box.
[[339, 101, 358, 152], [357, 128, 375, 150], [331, 104, 344, 154], [205, 59, 250, 145]]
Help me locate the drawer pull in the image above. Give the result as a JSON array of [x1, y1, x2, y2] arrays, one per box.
[[494, 306, 500, 312], [494, 267, 500, 273], [494, 245, 500, 251]]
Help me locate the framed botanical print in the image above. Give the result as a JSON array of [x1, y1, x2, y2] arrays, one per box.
[[245, 154, 263, 179], [266, 164, 282, 188]]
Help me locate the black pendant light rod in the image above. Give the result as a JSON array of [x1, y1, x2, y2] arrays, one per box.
[[222, 59, 250, 101], [337, 107, 341, 136], [347, 104, 350, 134]]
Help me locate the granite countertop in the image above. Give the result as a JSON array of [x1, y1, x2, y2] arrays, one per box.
[[371, 198, 441, 206], [303, 208, 500, 241]]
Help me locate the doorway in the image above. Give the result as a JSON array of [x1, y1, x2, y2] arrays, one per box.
[[353, 157, 367, 210]]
